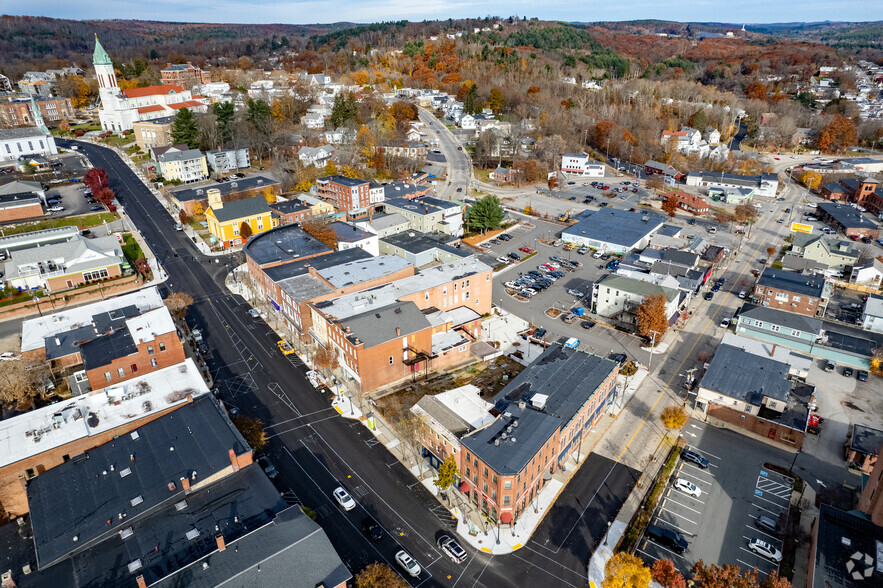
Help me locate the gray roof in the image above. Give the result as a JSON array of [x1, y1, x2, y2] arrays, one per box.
[[209, 195, 271, 223], [0, 127, 47, 140], [811, 504, 883, 588], [263, 248, 369, 282], [0, 180, 42, 196], [79, 328, 137, 370], [563, 209, 666, 248], [595, 274, 680, 302], [269, 199, 309, 215], [661, 249, 698, 268], [44, 325, 95, 360], [4, 235, 123, 282], [329, 221, 374, 243], [279, 273, 333, 303], [317, 255, 411, 289], [367, 212, 409, 231], [413, 395, 474, 437], [158, 148, 204, 163], [243, 224, 331, 267], [0, 192, 41, 210], [738, 303, 823, 335], [849, 423, 883, 455], [381, 231, 465, 257], [657, 224, 682, 237], [462, 346, 617, 475], [171, 176, 279, 203], [26, 396, 250, 570], [339, 301, 430, 348], [757, 268, 826, 298], [318, 174, 368, 187], [699, 343, 792, 404], [817, 202, 878, 230]]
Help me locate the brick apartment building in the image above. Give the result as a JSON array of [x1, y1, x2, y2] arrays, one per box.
[[161, 62, 210, 87], [821, 176, 883, 215], [169, 175, 281, 216], [753, 268, 829, 317], [316, 174, 371, 212], [270, 199, 313, 225], [0, 96, 74, 127]]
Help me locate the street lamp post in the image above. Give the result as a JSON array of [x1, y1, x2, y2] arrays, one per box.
[[604, 521, 612, 546]]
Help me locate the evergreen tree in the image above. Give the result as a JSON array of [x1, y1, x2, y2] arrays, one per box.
[[213, 102, 235, 146], [464, 84, 483, 115], [329, 92, 359, 129], [170, 108, 200, 149], [465, 195, 505, 233], [246, 98, 272, 136]]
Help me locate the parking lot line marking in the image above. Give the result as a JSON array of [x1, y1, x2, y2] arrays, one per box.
[[753, 492, 790, 509], [669, 490, 706, 505], [635, 548, 659, 562], [675, 470, 714, 486], [683, 463, 716, 476], [642, 541, 688, 561], [662, 496, 704, 515], [656, 519, 694, 537], [745, 524, 783, 544], [687, 446, 722, 461], [751, 501, 786, 516], [660, 507, 698, 526], [737, 558, 771, 577]]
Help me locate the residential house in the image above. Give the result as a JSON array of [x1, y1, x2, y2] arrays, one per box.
[[845, 424, 883, 473], [457, 346, 618, 523], [170, 175, 280, 216], [354, 212, 410, 238], [704, 127, 721, 144], [410, 384, 495, 470], [707, 186, 755, 204], [302, 112, 325, 129], [862, 294, 883, 333], [820, 176, 883, 214], [850, 257, 883, 287], [664, 191, 709, 215], [383, 196, 464, 237], [791, 233, 859, 272], [753, 268, 830, 317], [489, 166, 518, 183], [298, 145, 335, 167], [643, 160, 685, 181], [816, 202, 880, 239], [697, 343, 810, 450], [660, 127, 710, 158], [0, 357, 208, 519], [459, 114, 476, 130], [735, 304, 825, 348], [132, 117, 174, 152], [206, 148, 250, 172], [562, 209, 666, 254], [157, 148, 209, 183], [591, 274, 681, 326], [1, 232, 125, 292], [686, 171, 779, 198], [297, 193, 336, 218], [205, 191, 277, 248], [0, 127, 57, 162], [328, 220, 380, 256], [270, 199, 313, 225]]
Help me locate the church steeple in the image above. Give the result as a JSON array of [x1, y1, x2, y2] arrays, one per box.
[[93, 34, 113, 66], [30, 96, 48, 134]]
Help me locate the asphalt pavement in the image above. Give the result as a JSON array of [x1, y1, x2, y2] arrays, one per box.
[[61, 139, 634, 587]]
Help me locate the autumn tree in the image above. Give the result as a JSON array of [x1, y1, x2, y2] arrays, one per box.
[[745, 82, 768, 101], [799, 170, 822, 191], [651, 559, 686, 588], [766, 246, 776, 259], [58, 119, 71, 135], [0, 360, 50, 409], [660, 406, 689, 430], [434, 454, 459, 492], [870, 347, 883, 376], [733, 204, 758, 223], [636, 293, 669, 345], [604, 552, 651, 588], [192, 202, 205, 215], [355, 563, 409, 588], [262, 187, 276, 205], [818, 114, 857, 154], [313, 346, 338, 379], [303, 219, 338, 249], [389, 101, 418, 126], [231, 415, 268, 452], [94, 187, 116, 206], [465, 195, 505, 233], [487, 88, 506, 114], [83, 167, 109, 192], [662, 195, 679, 217], [239, 221, 253, 239], [513, 159, 540, 184], [135, 257, 150, 278], [178, 209, 190, 225], [690, 559, 791, 588], [164, 292, 194, 320], [547, 174, 559, 193]]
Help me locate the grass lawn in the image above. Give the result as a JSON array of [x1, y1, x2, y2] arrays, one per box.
[[0, 212, 118, 237], [121, 233, 145, 263], [0, 289, 45, 308], [474, 169, 493, 183], [102, 134, 135, 148]]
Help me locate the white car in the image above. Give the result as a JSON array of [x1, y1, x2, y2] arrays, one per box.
[[306, 370, 323, 389], [496, 256, 511, 265], [673, 477, 701, 498], [48, 206, 65, 212], [748, 538, 782, 562], [719, 318, 731, 328], [395, 550, 421, 577], [332, 487, 355, 511], [592, 251, 603, 259], [0, 352, 21, 361]]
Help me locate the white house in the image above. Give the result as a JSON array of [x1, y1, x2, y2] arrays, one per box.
[[861, 294, 883, 333], [686, 171, 779, 198], [298, 145, 334, 167], [851, 258, 883, 288], [301, 112, 325, 129], [459, 114, 476, 130], [561, 153, 604, 177], [581, 80, 604, 90], [591, 274, 681, 326], [0, 127, 57, 162], [704, 126, 721, 145], [206, 148, 249, 173]]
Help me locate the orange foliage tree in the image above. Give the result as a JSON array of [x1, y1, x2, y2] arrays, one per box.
[[818, 115, 856, 154]]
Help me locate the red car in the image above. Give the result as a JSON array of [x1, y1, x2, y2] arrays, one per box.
[[601, 185, 610, 190], [519, 246, 534, 254], [629, 208, 636, 212], [850, 235, 860, 241]]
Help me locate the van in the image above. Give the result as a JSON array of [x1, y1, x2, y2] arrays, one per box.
[[755, 515, 781, 537], [645, 524, 688, 554], [562, 313, 577, 324], [824, 361, 835, 372]]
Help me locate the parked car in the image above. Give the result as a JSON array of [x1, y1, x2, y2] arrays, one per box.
[[258, 456, 278, 479], [719, 318, 731, 328], [681, 448, 709, 468], [437, 535, 467, 564], [645, 524, 688, 554], [247, 309, 260, 318], [306, 370, 323, 388], [704, 291, 714, 301], [519, 246, 534, 254], [395, 551, 421, 577], [578, 247, 590, 255], [567, 289, 585, 298], [857, 370, 869, 382], [673, 477, 701, 498], [48, 206, 65, 212], [533, 328, 547, 339], [755, 515, 782, 537], [581, 320, 596, 329], [499, 234, 512, 241], [610, 353, 627, 368], [496, 256, 510, 265], [748, 538, 782, 562], [738, 290, 747, 299], [824, 361, 835, 372], [90, 206, 103, 211], [843, 367, 854, 377], [332, 487, 356, 511], [362, 517, 384, 541], [277, 340, 295, 355], [0, 352, 21, 361], [508, 252, 521, 261]]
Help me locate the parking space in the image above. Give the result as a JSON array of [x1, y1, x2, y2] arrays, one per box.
[[637, 421, 793, 578], [44, 182, 100, 218]]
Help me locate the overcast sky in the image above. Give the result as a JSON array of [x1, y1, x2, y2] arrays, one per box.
[[18, 1, 883, 25]]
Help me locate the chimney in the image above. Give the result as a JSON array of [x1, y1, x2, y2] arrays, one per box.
[[1, 571, 15, 588], [135, 576, 147, 588], [55, 337, 60, 346], [228, 449, 240, 472], [215, 534, 226, 552], [181, 476, 190, 492], [769, 344, 776, 357]]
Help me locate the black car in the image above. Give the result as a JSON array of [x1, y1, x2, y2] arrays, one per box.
[[646, 524, 688, 554], [533, 328, 547, 339], [362, 517, 384, 541], [704, 291, 714, 301], [857, 370, 869, 382], [508, 252, 520, 260], [581, 320, 596, 329], [681, 449, 709, 468], [610, 353, 627, 368], [499, 234, 512, 241], [843, 367, 854, 378]]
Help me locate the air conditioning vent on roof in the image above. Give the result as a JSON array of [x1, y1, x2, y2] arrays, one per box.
[[130, 495, 143, 507], [185, 528, 200, 540], [120, 527, 134, 540], [127, 560, 142, 573]]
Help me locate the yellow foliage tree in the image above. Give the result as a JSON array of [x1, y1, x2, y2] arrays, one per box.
[[263, 187, 276, 204], [799, 170, 822, 191], [324, 161, 339, 176], [605, 552, 651, 588], [660, 406, 689, 430], [192, 202, 204, 215], [270, 99, 284, 122]]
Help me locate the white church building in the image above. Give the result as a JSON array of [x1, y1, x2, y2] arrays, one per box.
[[93, 35, 208, 132]]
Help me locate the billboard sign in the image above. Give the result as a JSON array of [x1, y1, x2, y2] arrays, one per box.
[[790, 222, 813, 234]]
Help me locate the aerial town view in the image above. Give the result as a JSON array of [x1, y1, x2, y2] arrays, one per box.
[[0, 2, 882, 587]]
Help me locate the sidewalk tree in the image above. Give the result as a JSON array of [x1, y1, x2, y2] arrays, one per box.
[[434, 454, 459, 492], [58, 119, 70, 135], [231, 415, 268, 452], [95, 186, 115, 206], [604, 552, 651, 588], [171, 108, 200, 149], [766, 246, 776, 259], [178, 209, 190, 225], [239, 221, 253, 239], [636, 293, 669, 345], [660, 406, 689, 430], [651, 559, 686, 588], [465, 194, 505, 233], [314, 346, 338, 379], [164, 292, 193, 319], [355, 563, 408, 588], [662, 196, 679, 218], [690, 559, 792, 588], [83, 167, 109, 191], [394, 413, 428, 477], [134, 256, 150, 278]]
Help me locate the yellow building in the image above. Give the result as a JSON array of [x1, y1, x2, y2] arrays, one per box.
[[132, 117, 174, 152], [157, 148, 209, 184], [205, 189, 276, 248], [297, 193, 335, 218]]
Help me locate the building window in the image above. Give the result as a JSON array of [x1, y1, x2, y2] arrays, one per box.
[[503, 495, 511, 506], [791, 330, 800, 337], [770, 325, 780, 332], [389, 356, 393, 365], [483, 482, 488, 493], [151, 358, 157, 367], [492, 474, 497, 484], [26, 468, 36, 479], [159, 342, 166, 352], [147, 346, 154, 355], [131, 364, 138, 373], [503, 480, 512, 490], [118, 368, 125, 378], [105, 371, 112, 382], [465, 292, 469, 299]]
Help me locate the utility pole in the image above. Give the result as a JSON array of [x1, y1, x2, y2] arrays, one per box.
[[647, 330, 660, 376]]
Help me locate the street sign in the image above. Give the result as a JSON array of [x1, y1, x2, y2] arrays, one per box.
[[790, 222, 813, 234]]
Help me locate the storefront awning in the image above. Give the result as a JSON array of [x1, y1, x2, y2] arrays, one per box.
[[500, 512, 513, 524], [459, 481, 471, 493]]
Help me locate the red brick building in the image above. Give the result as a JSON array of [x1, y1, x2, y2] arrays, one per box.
[[316, 175, 371, 212], [665, 191, 710, 215], [161, 63, 210, 87], [821, 177, 883, 214], [753, 268, 828, 317], [0, 96, 74, 127]]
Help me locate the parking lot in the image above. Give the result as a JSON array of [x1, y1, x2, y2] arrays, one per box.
[[637, 421, 793, 579], [44, 181, 103, 218]]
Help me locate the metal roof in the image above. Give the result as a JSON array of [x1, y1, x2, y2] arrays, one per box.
[[757, 268, 826, 298], [562, 209, 666, 249]]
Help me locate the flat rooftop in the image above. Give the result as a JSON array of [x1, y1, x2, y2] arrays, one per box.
[[243, 224, 331, 267], [757, 268, 826, 298], [818, 202, 878, 230], [317, 254, 412, 289], [20, 287, 164, 353], [810, 504, 883, 588], [170, 176, 279, 203], [563, 209, 666, 248], [0, 358, 209, 470], [263, 248, 371, 283]]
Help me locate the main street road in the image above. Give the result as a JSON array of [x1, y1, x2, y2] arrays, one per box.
[[418, 108, 472, 201], [63, 139, 636, 587]]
